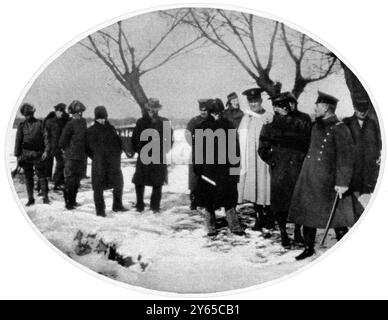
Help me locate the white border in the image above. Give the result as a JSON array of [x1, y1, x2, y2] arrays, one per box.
[[1, 1, 387, 299]]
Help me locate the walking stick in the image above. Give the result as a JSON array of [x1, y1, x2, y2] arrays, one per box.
[[320, 192, 340, 247]]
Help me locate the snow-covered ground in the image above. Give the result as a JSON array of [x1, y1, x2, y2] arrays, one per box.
[[6, 128, 356, 294]]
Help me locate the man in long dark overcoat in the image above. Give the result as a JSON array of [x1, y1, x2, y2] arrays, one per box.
[[288, 91, 355, 260], [185, 99, 210, 210], [86, 106, 127, 217], [14, 103, 51, 205], [343, 101, 381, 220], [132, 98, 173, 213], [194, 99, 244, 236], [59, 100, 87, 210], [259, 92, 312, 248]]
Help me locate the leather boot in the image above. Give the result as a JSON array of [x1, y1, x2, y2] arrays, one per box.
[[204, 209, 217, 236], [294, 224, 304, 246], [264, 207, 276, 230], [225, 208, 245, 236], [39, 178, 50, 204], [190, 191, 197, 210], [295, 226, 316, 260], [25, 173, 35, 206], [135, 185, 145, 212], [276, 211, 291, 249], [112, 187, 128, 212], [335, 227, 348, 241], [252, 205, 265, 231]]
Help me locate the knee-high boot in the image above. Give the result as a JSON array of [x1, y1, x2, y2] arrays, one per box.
[[39, 178, 50, 204], [252, 204, 265, 231], [294, 224, 304, 245], [112, 187, 127, 212], [225, 207, 244, 236], [135, 185, 145, 212], [203, 208, 217, 236], [276, 211, 291, 249], [295, 226, 316, 260], [335, 227, 348, 241], [25, 171, 35, 206]]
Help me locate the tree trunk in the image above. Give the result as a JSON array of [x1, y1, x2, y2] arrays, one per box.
[[341, 62, 376, 119], [124, 70, 148, 116], [292, 75, 308, 100]]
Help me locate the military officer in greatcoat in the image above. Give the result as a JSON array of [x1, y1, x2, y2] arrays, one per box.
[[185, 99, 210, 210], [14, 103, 51, 205], [288, 91, 355, 260], [259, 92, 312, 248], [59, 100, 87, 210]]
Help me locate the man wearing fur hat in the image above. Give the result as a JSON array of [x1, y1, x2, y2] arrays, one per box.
[[59, 100, 87, 210], [223, 92, 244, 129], [185, 99, 210, 210], [14, 103, 51, 205], [86, 106, 128, 217], [259, 92, 312, 248], [131, 98, 173, 213], [288, 91, 355, 260]]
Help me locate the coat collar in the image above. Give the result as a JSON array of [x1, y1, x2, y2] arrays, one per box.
[[317, 114, 339, 127]]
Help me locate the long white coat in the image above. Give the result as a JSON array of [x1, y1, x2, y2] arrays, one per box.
[[238, 110, 272, 205]]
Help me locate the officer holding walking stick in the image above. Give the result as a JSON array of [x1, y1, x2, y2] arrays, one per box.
[[288, 92, 356, 260]]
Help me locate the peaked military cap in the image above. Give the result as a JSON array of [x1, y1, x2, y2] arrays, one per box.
[[242, 88, 264, 101], [315, 91, 339, 106], [270, 92, 297, 105]]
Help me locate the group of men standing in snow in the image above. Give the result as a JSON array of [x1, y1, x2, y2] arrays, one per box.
[[186, 88, 381, 260], [14, 85, 381, 260]]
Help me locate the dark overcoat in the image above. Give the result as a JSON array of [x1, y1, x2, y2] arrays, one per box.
[[131, 114, 173, 187], [59, 118, 87, 161], [259, 111, 312, 213], [86, 121, 123, 191], [288, 115, 356, 229], [185, 115, 208, 190], [193, 117, 240, 211], [343, 114, 381, 194], [223, 108, 244, 129]]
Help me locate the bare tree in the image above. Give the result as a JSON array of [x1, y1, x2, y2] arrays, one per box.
[[80, 11, 203, 113], [281, 24, 338, 99], [167, 8, 337, 99]]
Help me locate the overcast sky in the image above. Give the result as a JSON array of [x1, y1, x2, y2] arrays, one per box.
[[21, 9, 355, 120]]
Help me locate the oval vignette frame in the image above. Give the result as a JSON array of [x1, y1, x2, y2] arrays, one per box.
[[4, 3, 385, 297]]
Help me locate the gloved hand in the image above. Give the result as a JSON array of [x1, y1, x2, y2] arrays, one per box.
[[334, 185, 348, 199]]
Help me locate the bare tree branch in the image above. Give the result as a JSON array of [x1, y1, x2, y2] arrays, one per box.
[[265, 21, 279, 72]]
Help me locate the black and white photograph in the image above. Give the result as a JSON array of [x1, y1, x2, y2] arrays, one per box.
[[2, 1, 386, 297]]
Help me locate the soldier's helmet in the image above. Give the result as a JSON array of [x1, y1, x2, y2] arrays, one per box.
[[68, 100, 86, 114], [20, 103, 36, 116]]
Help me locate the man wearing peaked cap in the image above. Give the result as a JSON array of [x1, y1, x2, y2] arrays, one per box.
[[259, 92, 312, 248], [238, 87, 273, 231], [288, 91, 355, 260], [224, 92, 244, 129], [185, 99, 211, 210], [315, 91, 339, 106], [242, 87, 264, 102]]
